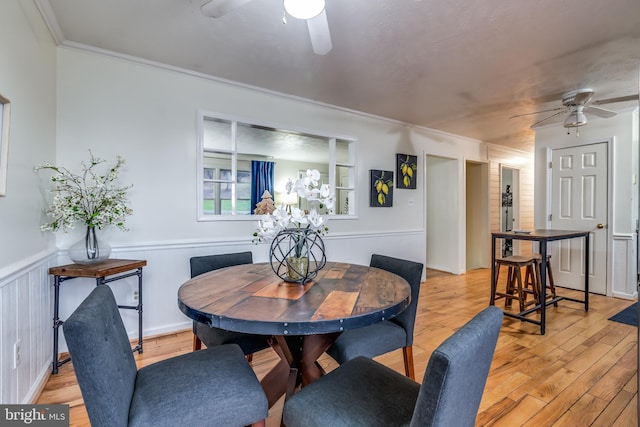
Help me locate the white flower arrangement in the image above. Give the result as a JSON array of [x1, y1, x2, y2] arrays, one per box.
[[253, 169, 334, 248], [35, 152, 132, 232]]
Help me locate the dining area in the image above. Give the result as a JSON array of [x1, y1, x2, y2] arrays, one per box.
[[52, 249, 512, 427], [186, 252, 493, 427], [37, 254, 637, 426]]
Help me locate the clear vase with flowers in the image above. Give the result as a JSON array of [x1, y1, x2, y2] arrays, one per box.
[[253, 169, 334, 283], [36, 151, 132, 264]]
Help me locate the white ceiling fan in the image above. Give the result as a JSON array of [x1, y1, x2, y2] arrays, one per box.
[[201, 0, 332, 55], [513, 88, 639, 128]]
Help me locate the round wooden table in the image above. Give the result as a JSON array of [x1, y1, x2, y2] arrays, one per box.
[[178, 261, 411, 407]]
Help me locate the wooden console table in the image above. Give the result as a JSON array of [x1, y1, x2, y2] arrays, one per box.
[[49, 259, 147, 374]]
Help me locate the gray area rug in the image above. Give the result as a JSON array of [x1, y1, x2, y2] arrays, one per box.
[[608, 303, 638, 327]]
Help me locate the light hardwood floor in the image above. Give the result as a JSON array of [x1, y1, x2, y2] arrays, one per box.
[[37, 268, 638, 426]]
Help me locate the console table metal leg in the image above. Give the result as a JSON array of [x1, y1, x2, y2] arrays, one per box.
[[97, 271, 144, 354], [137, 267, 143, 353], [52, 275, 71, 374], [52, 275, 61, 374]]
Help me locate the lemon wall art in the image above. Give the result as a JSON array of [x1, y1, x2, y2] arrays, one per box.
[[370, 169, 393, 207], [396, 154, 417, 189]]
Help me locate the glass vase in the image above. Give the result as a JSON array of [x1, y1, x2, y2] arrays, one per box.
[[269, 228, 326, 283], [286, 256, 309, 281], [68, 226, 111, 265]]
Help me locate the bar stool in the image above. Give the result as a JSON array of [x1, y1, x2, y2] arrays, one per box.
[[533, 254, 557, 306], [494, 255, 540, 312]]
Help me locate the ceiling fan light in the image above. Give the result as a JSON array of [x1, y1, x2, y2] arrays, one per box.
[[284, 0, 325, 20], [563, 110, 587, 128]]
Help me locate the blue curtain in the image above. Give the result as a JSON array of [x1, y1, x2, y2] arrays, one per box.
[[251, 161, 275, 214]]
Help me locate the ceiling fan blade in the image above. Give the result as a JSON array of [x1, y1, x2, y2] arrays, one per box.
[[201, 0, 253, 18], [510, 106, 565, 119], [307, 10, 332, 55], [530, 110, 567, 128], [593, 94, 639, 105], [584, 106, 617, 118]]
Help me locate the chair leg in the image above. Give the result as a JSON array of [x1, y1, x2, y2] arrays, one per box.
[[505, 266, 517, 308], [493, 262, 501, 304], [535, 256, 558, 308], [402, 346, 415, 380], [546, 256, 558, 306], [193, 334, 202, 351], [523, 264, 539, 306], [513, 267, 525, 312], [246, 353, 253, 363]]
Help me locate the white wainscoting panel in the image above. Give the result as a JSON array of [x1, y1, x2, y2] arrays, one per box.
[[611, 233, 638, 299], [0, 253, 56, 404]]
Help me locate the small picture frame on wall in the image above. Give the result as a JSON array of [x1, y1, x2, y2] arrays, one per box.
[[0, 93, 11, 196], [396, 153, 417, 189], [370, 169, 393, 207]]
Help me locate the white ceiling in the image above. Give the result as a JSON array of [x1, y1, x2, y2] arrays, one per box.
[[36, 0, 640, 151]]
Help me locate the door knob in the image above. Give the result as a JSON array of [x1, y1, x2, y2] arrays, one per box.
[[596, 224, 605, 229]]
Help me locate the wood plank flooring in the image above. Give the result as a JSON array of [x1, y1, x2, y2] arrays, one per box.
[[36, 268, 638, 426]]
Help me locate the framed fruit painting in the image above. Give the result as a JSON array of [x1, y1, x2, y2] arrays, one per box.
[[370, 169, 393, 207], [396, 154, 417, 189]]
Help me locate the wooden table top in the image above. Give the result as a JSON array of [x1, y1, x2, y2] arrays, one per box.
[[49, 259, 147, 278], [178, 262, 411, 336]]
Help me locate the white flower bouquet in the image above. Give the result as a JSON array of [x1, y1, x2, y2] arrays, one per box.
[[253, 169, 334, 252], [36, 152, 132, 232]]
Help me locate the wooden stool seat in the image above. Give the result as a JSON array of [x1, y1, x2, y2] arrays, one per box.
[[494, 255, 540, 312]]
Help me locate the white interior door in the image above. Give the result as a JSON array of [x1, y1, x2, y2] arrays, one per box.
[[551, 142, 607, 294]]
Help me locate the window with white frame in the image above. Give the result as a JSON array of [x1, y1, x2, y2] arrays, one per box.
[[198, 112, 357, 220]]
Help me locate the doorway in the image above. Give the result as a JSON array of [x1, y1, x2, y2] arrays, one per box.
[[500, 166, 520, 257], [426, 155, 459, 273], [466, 161, 489, 270]]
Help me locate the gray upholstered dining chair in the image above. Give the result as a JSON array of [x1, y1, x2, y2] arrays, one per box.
[[326, 254, 424, 379], [190, 251, 270, 361], [63, 285, 268, 427], [283, 306, 503, 427]]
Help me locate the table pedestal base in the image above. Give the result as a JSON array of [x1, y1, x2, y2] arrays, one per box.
[[261, 333, 340, 408]]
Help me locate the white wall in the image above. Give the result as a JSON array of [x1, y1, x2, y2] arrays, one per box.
[[0, 0, 57, 405], [534, 109, 639, 299], [0, 1, 57, 272], [56, 47, 437, 246]]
